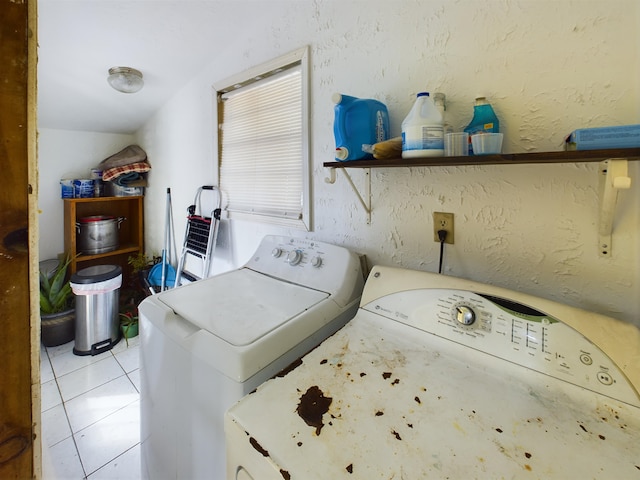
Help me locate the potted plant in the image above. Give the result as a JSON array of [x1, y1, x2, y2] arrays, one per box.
[[127, 252, 157, 273], [40, 255, 75, 347], [119, 310, 139, 346], [127, 252, 160, 296], [116, 252, 156, 347]]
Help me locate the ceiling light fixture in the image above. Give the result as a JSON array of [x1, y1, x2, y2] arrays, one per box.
[[107, 67, 144, 94]]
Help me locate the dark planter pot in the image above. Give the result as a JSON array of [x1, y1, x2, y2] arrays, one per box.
[[41, 308, 75, 347]]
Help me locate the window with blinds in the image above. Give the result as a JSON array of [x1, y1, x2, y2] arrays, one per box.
[[216, 47, 311, 230]]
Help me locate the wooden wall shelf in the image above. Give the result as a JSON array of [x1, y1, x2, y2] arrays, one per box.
[[323, 148, 638, 255], [323, 148, 640, 169]]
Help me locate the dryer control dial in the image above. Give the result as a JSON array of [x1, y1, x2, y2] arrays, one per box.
[[287, 249, 303, 266], [311, 256, 323, 268], [272, 248, 283, 258], [455, 305, 476, 326]]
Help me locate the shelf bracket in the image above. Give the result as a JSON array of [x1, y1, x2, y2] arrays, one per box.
[[325, 167, 371, 224], [598, 159, 631, 257]]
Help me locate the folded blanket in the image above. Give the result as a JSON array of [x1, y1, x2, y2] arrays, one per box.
[[98, 145, 147, 169], [102, 161, 151, 182]]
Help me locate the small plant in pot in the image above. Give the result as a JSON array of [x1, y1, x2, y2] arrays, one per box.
[[40, 255, 75, 347], [119, 310, 139, 347]]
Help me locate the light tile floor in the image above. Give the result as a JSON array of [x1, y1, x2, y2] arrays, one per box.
[[41, 336, 142, 479]]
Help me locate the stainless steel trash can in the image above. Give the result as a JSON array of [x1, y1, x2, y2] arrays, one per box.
[[70, 264, 122, 356]]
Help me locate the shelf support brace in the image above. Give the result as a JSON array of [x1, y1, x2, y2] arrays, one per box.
[[325, 167, 371, 224], [598, 159, 631, 257]]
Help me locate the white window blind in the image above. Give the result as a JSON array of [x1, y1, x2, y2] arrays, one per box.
[[218, 50, 310, 229]]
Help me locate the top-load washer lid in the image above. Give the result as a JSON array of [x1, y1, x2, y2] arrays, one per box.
[[155, 268, 329, 346]]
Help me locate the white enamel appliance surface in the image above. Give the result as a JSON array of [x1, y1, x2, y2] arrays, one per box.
[[155, 269, 329, 346], [225, 266, 640, 479], [140, 235, 364, 480]]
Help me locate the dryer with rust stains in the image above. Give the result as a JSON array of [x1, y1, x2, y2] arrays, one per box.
[[225, 265, 640, 479]]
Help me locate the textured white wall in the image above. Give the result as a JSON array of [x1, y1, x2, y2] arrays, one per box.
[[138, 0, 639, 326], [37, 128, 135, 261]]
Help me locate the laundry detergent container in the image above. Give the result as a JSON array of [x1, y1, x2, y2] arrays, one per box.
[[70, 265, 122, 356]]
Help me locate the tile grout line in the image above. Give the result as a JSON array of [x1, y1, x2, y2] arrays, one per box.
[[53, 349, 128, 404], [84, 442, 141, 479], [47, 346, 128, 479], [47, 345, 88, 479], [45, 342, 142, 479]]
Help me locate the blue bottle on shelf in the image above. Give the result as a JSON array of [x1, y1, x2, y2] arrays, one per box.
[[332, 93, 390, 161], [464, 96, 500, 155]]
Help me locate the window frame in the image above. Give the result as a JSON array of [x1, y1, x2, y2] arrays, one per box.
[[214, 46, 311, 231]]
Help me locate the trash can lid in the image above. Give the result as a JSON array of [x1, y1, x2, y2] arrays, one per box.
[[71, 264, 122, 284]]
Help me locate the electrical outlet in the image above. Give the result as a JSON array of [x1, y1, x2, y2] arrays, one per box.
[[433, 212, 454, 244]]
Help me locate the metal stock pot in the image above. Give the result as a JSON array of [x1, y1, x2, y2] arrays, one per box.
[[76, 215, 125, 254]]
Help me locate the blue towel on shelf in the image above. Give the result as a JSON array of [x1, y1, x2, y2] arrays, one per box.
[[115, 172, 142, 186]]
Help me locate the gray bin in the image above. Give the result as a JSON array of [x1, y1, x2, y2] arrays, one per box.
[[70, 265, 122, 356]]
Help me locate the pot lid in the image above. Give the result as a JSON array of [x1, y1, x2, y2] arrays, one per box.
[[79, 215, 115, 223]]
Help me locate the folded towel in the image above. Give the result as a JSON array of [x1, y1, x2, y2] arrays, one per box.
[[115, 172, 142, 186], [102, 161, 151, 182]]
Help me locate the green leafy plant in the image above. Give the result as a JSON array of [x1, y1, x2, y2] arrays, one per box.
[[39, 255, 74, 314], [127, 252, 159, 273], [119, 311, 139, 346]]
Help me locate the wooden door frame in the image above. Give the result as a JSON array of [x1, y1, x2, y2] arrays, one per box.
[[29, 0, 41, 476], [0, 0, 40, 477]]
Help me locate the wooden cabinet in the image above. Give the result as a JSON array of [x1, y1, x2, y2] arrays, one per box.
[[64, 196, 144, 277]]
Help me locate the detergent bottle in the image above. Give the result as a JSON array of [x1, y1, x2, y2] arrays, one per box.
[[401, 92, 445, 158], [463, 96, 500, 155], [332, 93, 390, 161]]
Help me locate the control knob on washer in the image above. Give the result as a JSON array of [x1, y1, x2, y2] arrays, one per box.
[[272, 248, 283, 258], [287, 249, 303, 266], [311, 256, 323, 268], [455, 305, 476, 326]]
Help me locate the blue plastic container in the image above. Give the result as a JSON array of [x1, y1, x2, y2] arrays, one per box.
[[332, 93, 389, 161], [73, 179, 95, 198], [463, 96, 500, 155], [60, 179, 74, 198]]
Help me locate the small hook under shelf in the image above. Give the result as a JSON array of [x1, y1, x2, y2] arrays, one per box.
[[598, 159, 631, 257], [324, 167, 371, 224]]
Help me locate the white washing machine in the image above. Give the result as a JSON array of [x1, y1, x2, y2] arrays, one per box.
[[139, 235, 364, 480], [226, 265, 640, 479]]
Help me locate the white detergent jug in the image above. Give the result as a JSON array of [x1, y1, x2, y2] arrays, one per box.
[[401, 92, 444, 158]]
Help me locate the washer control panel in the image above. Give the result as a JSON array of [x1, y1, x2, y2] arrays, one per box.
[[245, 235, 364, 307], [364, 288, 640, 407], [258, 238, 328, 271]]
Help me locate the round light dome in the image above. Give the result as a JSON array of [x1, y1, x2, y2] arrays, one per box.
[[107, 67, 144, 94]]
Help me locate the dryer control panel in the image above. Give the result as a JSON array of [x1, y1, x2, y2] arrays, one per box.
[[364, 287, 640, 408]]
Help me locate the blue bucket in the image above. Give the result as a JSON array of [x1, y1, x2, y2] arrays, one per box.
[[148, 262, 176, 289]]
